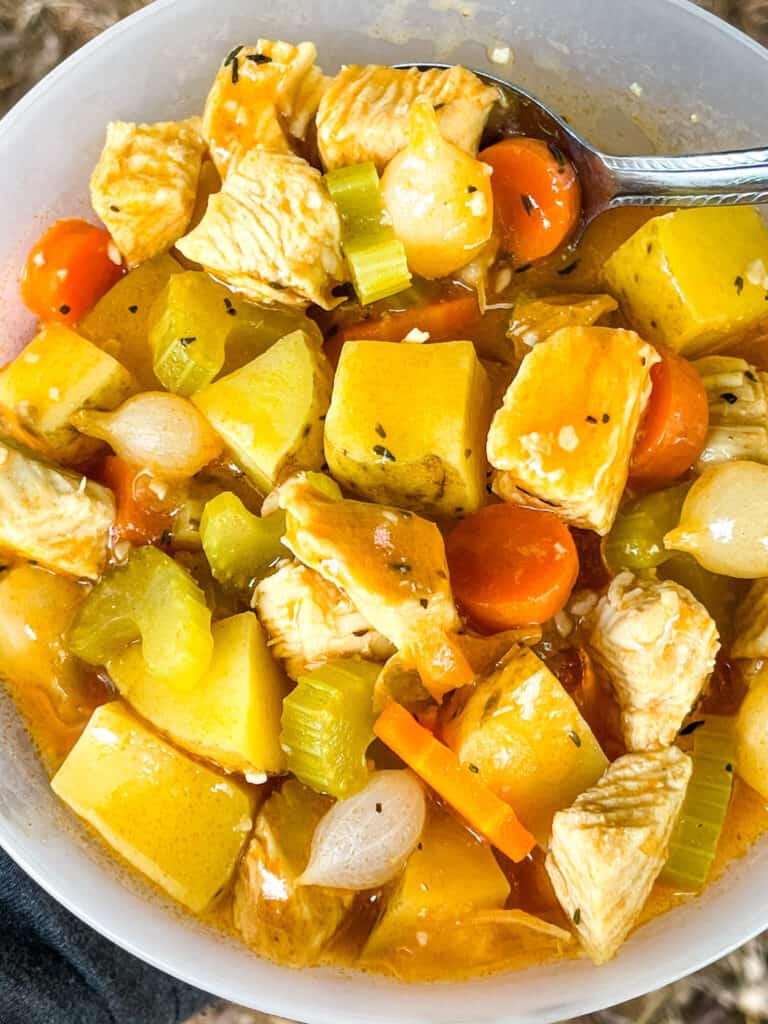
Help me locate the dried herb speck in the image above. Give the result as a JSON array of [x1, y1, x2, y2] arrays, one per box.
[[59, 304, 71, 315], [388, 561, 412, 574], [224, 44, 243, 65], [602, 413, 610, 423], [160, 528, 173, 545], [735, 275, 744, 295], [373, 444, 396, 462], [679, 719, 705, 736], [568, 730, 582, 747], [557, 260, 579, 276], [375, 423, 387, 439], [467, 184, 478, 193], [573, 908, 581, 925], [746, 370, 758, 383], [521, 193, 535, 216], [586, 415, 597, 424], [721, 392, 738, 405], [179, 336, 196, 347], [419, 598, 429, 609], [515, 263, 532, 274], [468, 763, 479, 774], [547, 142, 566, 171], [375, 802, 383, 813], [464, 448, 472, 459], [726, 763, 734, 773], [128, 305, 138, 314], [247, 53, 273, 65], [110, 204, 121, 212]]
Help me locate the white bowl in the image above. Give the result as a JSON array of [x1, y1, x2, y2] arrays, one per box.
[[1, 1, 768, 1020]]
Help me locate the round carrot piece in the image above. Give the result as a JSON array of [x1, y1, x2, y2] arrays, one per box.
[[629, 348, 709, 488], [446, 504, 579, 631], [21, 218, 124, 324], [480, 137, 581, 263]]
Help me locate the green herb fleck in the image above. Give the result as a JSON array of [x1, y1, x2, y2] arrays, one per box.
[[573, 908, 581, 925]]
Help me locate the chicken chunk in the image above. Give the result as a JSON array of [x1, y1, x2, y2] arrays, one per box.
[[316, 63, 499, 172], [693, 355, 768, 469], [203, 40, 328, 177], [0, 439, 114, 580], [733, 579, 768, 658], [588, 573, 719, 751], [175, 150, 347, 308], [487, 327, 659, 534], [546, 746, 692, 964], [90, 118, 206, 267], [279, 477, 473, 700], [234, 780, 354, 966], [253, 562, 394, 680]]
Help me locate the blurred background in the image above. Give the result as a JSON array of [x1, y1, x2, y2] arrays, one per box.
[[2, 1, 768, 1022]]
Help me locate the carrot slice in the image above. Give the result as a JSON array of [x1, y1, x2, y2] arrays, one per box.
[[480, 138, 581, 263], [629, 348, 709, 489], [374, 702, 537, 862], [21, 219, 125, 324], [325, 294, 480, 365]]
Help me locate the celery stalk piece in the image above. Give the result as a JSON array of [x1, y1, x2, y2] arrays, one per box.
[[325, 162, 411, 306], [603, 482, 691, 573], [280, 659, 381, 799], [200, 491, 288, 591], [68, 545, 213, 690], [662, 716, 736, 891]]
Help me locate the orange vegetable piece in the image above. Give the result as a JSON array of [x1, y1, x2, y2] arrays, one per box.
[[480, 137, 581, 263], [325, 294, 479, 366], [98, 456, 173, 547], [446, 504, 579, 632], [21, 219, 124, 325], [374, 702, 536, 862], [629, 348, 709, 488]]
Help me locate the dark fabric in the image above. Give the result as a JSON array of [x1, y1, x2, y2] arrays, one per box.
[[0, 846, 213, 1024]]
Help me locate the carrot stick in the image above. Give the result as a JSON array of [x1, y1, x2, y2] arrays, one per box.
[[374, 702, 537, 862]]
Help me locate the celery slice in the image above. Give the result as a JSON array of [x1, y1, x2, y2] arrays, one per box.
[[68, 545, 213, 690], [280, 659, 381, 799], [325, 163, 411, 306], [603, 483, 690, 572], [662, 716, 736, 890], [200, 491, 288, 591]]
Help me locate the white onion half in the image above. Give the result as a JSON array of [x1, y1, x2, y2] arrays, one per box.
[[297, 770, 426, 890]]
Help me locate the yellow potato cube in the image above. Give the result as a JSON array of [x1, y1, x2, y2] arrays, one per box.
[[0, 325, 136, 460], [52, 702, 254, 912], [108, 612, 287, 775], [488, 326, 658, 534], [193, 329, 331, 492], [603, 208, 768, 356], [443, 645, 608, 843], [80, 253, 182, 388], [362, 803, 510, 963], [325, 340, 492, 516]]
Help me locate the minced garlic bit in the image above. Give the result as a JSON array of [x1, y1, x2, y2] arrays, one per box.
[[487, 43, 512, 65], [402, 328, 430, 344], [629, 82, 644, 98], [558, 425, 579, 451]]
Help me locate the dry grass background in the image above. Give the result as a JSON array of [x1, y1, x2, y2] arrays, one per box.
[[2, 0, 768, 1021]]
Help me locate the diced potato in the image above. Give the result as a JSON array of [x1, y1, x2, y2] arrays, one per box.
[[488, 327, 658, 534], [108, 612, 287, 775], [80, 254, 182, 388], [737, 667, 768, 800], [0, 325, 136, 462], [603, 208, 768, 356], [442, 645, 608, 843], [362, 803, 510, 963], [52, 701, 254, 912], [193, 330, 331, 492], [234, 779, 354, 965], [325, 340, 491, 517], [0, 439, 114, 579], [0, 563, 88, 724]]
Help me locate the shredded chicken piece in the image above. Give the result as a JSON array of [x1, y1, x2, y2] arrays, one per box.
[[202, 40, 328, 177], [316, 63, 498, 172], [253, 562, 394, 680], [176, 150, 347, 308], [588, 573, 719, 751], [546, 746, 692, 964], [90, 118, 205, 267], [279, 476, 472, 700], [693, 355, 768, 469]]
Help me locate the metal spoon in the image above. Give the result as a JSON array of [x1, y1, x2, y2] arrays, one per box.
[[395, 63, 768, 243]]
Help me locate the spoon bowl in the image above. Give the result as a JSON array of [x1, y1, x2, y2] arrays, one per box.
[[396, 62, 768, 245]]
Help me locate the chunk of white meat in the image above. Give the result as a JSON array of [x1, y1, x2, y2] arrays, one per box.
[[546, 746, 692, 964], [692, 355, 768, 469], [202, 40, 328, 177], [0, 440, 114, 580], [253, 562, 394, 680], [176, 150, 347, 309], [90, 118, 206, 267], [316, 63, 498, 172], [588, 573, 719, 751]]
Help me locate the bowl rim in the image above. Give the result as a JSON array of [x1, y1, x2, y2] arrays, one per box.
[[2, 0, 768, 1019]]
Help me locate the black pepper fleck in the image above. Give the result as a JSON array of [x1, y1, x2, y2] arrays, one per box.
[[735, 275, 744, 295], [375, 802, 383, 813], [59, 304, 71, 315], [247, 53, 273, 64], [679, 719, 705, 736], [375, 423, 387, 439], [515, 263, 532, 274], [602, 413, 610, 423], [721, 392, 738, 405], [586, 415, 597, 424], [388, 561, 412, 574], [468, 763, 479, 774], [467, 184, 478, 193], [179, 336, 196, 347], [726, 763, 734, 773], [419, 598, 429, 609], [373, 444, 396, 462], [650, 319, 658, 329], [128, 305, 138, 314]]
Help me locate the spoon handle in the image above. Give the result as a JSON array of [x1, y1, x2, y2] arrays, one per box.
[[598, 148, 768, 208]]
